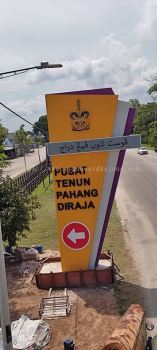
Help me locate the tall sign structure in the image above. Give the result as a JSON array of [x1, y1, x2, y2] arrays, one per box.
[[46, 88, 140, 272]]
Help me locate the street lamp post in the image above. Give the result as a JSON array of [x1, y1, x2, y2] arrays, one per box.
[[0, 61, 63, 350], [0, 61, 63, 79]]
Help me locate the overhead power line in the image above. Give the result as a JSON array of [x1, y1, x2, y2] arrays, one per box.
[[0, 101, 48, 135]]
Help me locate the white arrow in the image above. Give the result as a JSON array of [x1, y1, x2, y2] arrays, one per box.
[[68, 228, 86, 244]]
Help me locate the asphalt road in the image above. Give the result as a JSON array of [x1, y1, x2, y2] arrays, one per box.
[[116, 149, 157, 331], [3, 147, 46, 178]]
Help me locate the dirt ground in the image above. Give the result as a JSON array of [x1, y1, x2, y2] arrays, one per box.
[[6, 257, 120, 350]]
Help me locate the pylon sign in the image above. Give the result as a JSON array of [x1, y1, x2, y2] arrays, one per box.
[[46, 88, 140, 272]]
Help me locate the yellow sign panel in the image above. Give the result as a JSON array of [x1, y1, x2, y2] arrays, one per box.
[[46, 94, 118, 271]]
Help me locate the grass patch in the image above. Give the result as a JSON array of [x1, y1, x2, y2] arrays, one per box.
[[104, 201, 133, 275], [104, 202, 143, 314], [142, 143, 156, 150], [18, 177, 58, 250]]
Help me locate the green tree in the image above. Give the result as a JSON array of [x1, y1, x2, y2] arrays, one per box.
[[148, 83, 157, 95], [33, 134, 45, 146], [15, 124, 28, 156], [148, 121, 157, 146], [129, 98, 141, 109], [0, 122, 8, 171], [133, 103, 157, 144], [15, 124, 29, 170], [0, 175, 40, 246], [33, 115, 48, 142]]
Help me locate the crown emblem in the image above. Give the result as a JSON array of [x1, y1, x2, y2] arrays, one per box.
[[70, 99, 90, 131]]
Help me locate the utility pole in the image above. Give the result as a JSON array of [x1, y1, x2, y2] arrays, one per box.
[[0, 221, 13, 350], [0, 61, 63, 349]]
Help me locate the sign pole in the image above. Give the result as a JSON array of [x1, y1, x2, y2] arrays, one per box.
[[0, 220, 13, 350]]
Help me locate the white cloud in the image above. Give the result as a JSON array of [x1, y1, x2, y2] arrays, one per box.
[[0, 95, 46, 132], [26, 34, 156, 102], [1, 1, 157, 132], [136, 0, 157, 39], [2, 33, 157, 132]]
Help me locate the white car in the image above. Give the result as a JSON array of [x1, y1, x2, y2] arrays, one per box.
[[137, 147, 148, 155]]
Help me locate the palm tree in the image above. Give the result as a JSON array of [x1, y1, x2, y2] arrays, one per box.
[[148, 83, 157, 95], [15, 125, 28, 171]]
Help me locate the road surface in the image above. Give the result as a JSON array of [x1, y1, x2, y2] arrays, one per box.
[[3, 147, 46, 178], [116, 149, 157, 332]]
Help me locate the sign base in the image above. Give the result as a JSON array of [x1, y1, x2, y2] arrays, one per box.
[[35, 253, 114, 289]]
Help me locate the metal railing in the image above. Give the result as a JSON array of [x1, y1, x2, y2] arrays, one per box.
[[25, 168, 49, 193], [14, 160, 49, 193]]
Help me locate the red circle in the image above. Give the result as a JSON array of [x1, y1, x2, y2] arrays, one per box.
[[62, 222, 90, 250]]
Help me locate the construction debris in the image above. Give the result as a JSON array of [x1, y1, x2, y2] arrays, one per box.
[[14, 247, 39, 261], [39, 288, 71, 319], [11, 315, 51, 349]]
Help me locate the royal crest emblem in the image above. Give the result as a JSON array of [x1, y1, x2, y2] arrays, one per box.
[[70, 99, 90, 131]]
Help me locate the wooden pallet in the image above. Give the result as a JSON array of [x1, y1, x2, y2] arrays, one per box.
[[39, 288, 71, 319]]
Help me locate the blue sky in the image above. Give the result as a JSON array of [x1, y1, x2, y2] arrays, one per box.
[[0, 0, 157, 131]]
